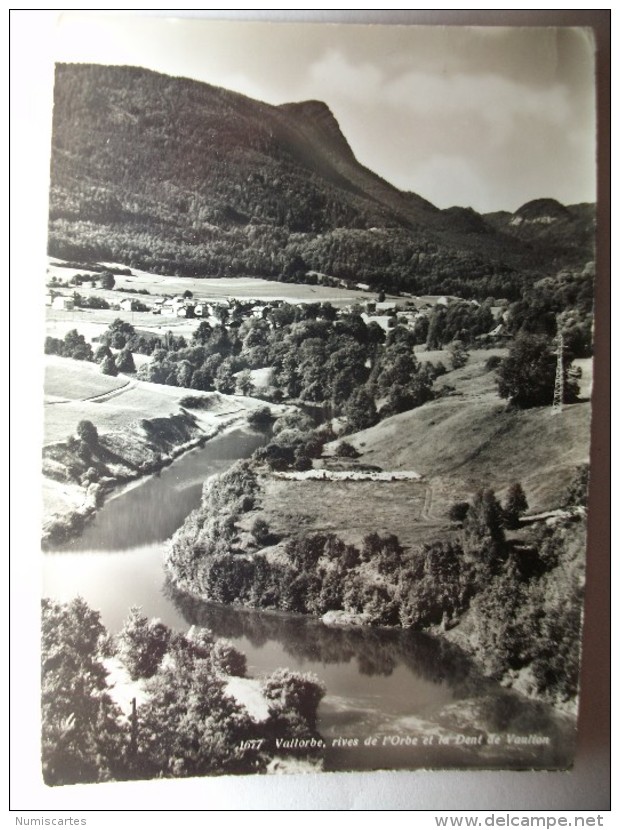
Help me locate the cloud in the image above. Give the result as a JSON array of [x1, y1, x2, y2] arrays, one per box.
[[406, 154, 490, 212]]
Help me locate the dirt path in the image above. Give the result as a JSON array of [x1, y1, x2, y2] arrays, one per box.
[[45, 379, 135, 406]]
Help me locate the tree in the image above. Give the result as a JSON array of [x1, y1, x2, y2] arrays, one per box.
[[100, 354, 118, 376], [63, 329, 93, 361], [503, 482, 529, 529], [448, 339, 469, 370], [496, 334, 579, 408], [563, 464, 589, 508], [192, 320, 212, 345], [115, 347, 136, 373], [247, 406, 274, 430], [117, 607, 171, 680], [100, 271, 116, 290], [102, 319, 136, 349], [462, 488, 505, 570], [236, 369, 254, 396], [214, 362, 235, 394], [76, 419, 98, 448], [251, 517, 270, 546], [262, 669, 325, 732], [448, 501, 470, 523], [138, 653, 259, 777], [41, 598, 126, 785], [344, 387, 378, 433]]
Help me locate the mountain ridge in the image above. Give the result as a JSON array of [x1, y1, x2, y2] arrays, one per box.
[[47, 63, 595, 296]]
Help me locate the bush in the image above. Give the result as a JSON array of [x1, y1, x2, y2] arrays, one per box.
[[448, 339, 469, 370], [76, 419, 98, 447], [210, 640, 247, 677], [179, 394, 215, 410], [485, 354, 502, 372], [115, 347, 136, 373], [100, 271, 115, 290], [247, 406, 274, 430], [563, 464, 589, 508], [448, 501, 470, 523], [262, 669, 326, 731], [334, 440, 359, 458], [503, 482, 528, 529], [251, 517, 270, 546]]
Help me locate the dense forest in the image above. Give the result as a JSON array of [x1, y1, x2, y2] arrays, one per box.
[[48, 64, 595, 297]]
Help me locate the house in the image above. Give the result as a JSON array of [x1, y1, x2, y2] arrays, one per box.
[[119, 298, 139, 312], [51, 295, 74, 311]]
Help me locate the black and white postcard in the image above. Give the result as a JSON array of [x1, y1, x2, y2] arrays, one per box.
[[24, 11, 607, 800]]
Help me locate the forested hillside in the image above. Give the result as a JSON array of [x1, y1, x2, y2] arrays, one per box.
[[48, 64, 595, 296]]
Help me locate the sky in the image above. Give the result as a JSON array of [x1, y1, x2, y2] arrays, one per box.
[[48, 12, 597, 214]]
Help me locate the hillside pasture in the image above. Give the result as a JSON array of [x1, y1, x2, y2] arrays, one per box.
[[258, 352, 593, 550], [48, 260, 377, 307], [347, 354, 592, 515], [43, 356, 245, 444], [45, 356, 128, 402], [250, 476, 438, 552]]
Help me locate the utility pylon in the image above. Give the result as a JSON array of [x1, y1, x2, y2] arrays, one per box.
[[553, 329, 564, 412]]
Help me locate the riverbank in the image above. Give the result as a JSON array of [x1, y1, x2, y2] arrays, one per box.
[[42, 390, 285, 549]]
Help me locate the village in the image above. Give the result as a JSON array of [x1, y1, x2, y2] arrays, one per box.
[[44, 259, 510, 346]]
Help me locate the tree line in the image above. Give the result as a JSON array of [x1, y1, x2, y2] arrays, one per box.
[[167, 458, 587, 705]]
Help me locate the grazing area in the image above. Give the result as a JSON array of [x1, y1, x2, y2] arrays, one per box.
[[256, 477, 436, 551], [45, 355, 129, 403]]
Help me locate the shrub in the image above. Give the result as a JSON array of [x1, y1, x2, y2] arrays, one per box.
[[247, 406, 274, 430], [76, 420, 98, 447], [210, 640, 247, 677], [100, 354, 118, 376], [448, 501, 470, 523], [485, 354, 502, 371], [262, 669, 326, 731], [251, 517, 270, 546], [334, 440, 359, 458], [563, 464, 589, 508], [115, 347, 136, 373], [179, 394, 215, 410], [503, 482, 528, 529]]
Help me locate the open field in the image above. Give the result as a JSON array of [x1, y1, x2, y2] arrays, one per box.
[[244, 351, 592, 554], [47, 260, 377, 306], [246, 476, 438, 551], [45, 307, 203, 340], [42, 355, 251, 444], [44, 356, 129, 402]]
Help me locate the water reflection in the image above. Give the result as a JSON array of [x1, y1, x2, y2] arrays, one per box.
[[43, 424, 576, 771], [55, 429, 268, 552], [165, 579, 575, 770], [167, 578, 477, 683]]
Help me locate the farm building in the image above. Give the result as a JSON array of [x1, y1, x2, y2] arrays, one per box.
[[51, 296, 75, 311]]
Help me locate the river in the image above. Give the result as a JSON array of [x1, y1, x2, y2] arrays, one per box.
[[43, 427, 575, 772]]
